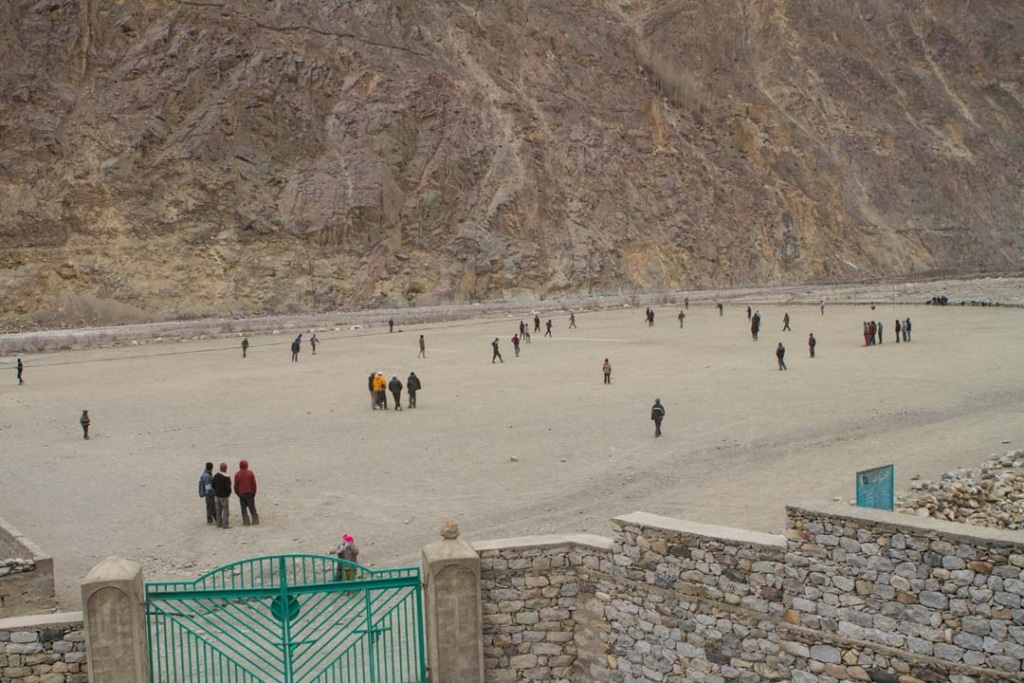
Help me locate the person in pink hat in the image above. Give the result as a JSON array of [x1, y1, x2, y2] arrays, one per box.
[[332, 534, 360, 581]]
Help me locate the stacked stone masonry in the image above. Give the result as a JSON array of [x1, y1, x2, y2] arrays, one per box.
[[0, 614, 87, 683], [0, 518, 55, 618], [476, 506, 1024, 682], [475, 536, 615, 683]]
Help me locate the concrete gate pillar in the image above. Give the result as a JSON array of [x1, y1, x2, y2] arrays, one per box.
[[81, 557, 149, 683], [422, 520, 484, 683]]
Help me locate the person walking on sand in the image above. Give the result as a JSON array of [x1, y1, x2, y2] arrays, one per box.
[[782, 312, 791, 331], [545, 320, 553, 337], [291, 339, 300, 362], [776, 342, 787, 371], [534, 315, 541, 332], [199, 462, 216, 524], [820, 300, 825, 316], [241, 337, 249, 358], [511, 334, 521, 357], [234, 459, 259, 526], [808, 333, 816, 358], [80, 410, 91, 440], [650, 399, 665, 437], [519, 320, 526, 338], [388, 318, 394, 333], [332, 534, 360, 581], [678, 310, 685, 328], [602, 358, 612, 385], [212, 463, 232, 529], [310, 334, 318, 354], [569, 312, 577, 329], [684, 297, 689, 310], [16, 358, 23, 385], [717, 303, 723, 316], [418, 335, 426, 358], [406, 372, 421, 408], [388, 375, 404, 411], [492, 337, 504, 363]]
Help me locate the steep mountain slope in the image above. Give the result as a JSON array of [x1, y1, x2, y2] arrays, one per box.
[[1, 0, 1021, 328]]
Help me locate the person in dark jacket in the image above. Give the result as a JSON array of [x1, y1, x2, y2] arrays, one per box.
[[492, 338, 504, 363], [199, 462, 215, 524], [533, 315, 541, 332], [406, 372, 421, 409], [651, 399, 665, 438], [80, 410, 91, 440], [776, 342, 787, 371], [212, 463, 232, 529], [241, 337, 249, 358], [808, 333, 816, 358], [895, 319, 901, 343], [16, 358, 24, 385], [388, 376, 404, 411], [234, 460, 259, 526], [545, 320, 553, 337], [291, 339, 300, 362]]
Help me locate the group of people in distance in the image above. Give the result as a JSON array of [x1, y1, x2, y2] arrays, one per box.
[[369, 370, 422, 410], [862, 318, 912, 346]]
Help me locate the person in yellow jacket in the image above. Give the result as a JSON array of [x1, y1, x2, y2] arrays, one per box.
[[372, 372, 388, 410]]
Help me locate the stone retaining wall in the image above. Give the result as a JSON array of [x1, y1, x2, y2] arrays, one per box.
[[0, 518, 55, 618], [473, 534, 614, 683], [474, 506, 1024, 682], [0, 612, 86, 683]]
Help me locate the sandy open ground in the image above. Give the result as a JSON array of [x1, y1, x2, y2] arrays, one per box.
[[2, 295, 1024, 607]]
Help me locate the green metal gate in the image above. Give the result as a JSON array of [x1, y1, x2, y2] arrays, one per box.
[[145, 555, 427, 683]]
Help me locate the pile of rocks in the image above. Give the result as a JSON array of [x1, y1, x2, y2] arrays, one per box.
[[896, 449, 1024, 529], [0, 558, 36, 577]]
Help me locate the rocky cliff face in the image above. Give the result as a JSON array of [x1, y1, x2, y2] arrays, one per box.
[[1, 0, 1021, 328]]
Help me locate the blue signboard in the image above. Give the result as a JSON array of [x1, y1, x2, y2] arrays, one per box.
[[856, 464, 894, 511]]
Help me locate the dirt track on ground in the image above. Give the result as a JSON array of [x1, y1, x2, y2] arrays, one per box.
[[2, 282, 1023, 607]]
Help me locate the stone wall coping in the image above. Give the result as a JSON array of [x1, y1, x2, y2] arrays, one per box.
[[0, 514, 50, 561], [790, 502, 1024, 547], [613, 512, 788, 549], [0, 611, 83, 631], [471, 533, 613, 553]]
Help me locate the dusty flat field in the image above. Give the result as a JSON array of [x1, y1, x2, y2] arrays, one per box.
[[2, 297, 1024, 607]]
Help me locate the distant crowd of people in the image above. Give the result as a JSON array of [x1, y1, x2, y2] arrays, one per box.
[[863, 318, 911, 345]]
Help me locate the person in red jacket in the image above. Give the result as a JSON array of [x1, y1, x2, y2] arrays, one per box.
[[234, 460, 260, 526]]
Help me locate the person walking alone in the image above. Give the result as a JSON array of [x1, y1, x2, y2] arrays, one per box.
[[650, 399, 665, 438], [492, 338, 504, 363], [241, 337, 249, 358], [568, 312, 577, 329], [545, 320, 553, 337], [291, 339, 300, 362], [808, 333, 816, 358], [602, 358, 612, 385], [234, 460, 259, 526], [782, 313, 791, 331], [212, 463, 232, 529], [310, 334, 318, 354], [776, 342, 787, 371], [199, 462, 216, 525], [418, 335, 426, 358], [16, 358, 24, 385], [80, 410, 91, 440], [678, 310, 685, 328]]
